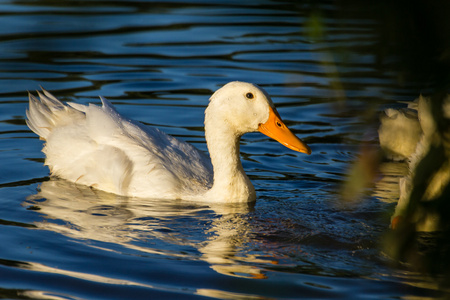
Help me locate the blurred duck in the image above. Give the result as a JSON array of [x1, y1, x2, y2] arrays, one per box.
[[26, 82, 311, 203], [379, 95, 450, 231], [378, 99, 422, 161]]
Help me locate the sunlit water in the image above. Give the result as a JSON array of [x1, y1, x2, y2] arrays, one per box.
[[0, 1, 446, 299]]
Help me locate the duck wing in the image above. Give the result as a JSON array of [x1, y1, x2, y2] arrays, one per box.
[[27, 89, 213, 198]]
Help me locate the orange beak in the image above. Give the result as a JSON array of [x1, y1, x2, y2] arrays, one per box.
[[258, 106, 311, 155]]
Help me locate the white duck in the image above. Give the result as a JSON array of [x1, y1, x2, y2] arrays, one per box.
[[379, 95, 450, 230], [27, 82, 311, 202]]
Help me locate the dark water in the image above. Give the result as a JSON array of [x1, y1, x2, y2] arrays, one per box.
[[0, 1, 447, 299]]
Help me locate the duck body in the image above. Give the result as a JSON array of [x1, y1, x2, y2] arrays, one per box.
[[27, 82, 310, 202]]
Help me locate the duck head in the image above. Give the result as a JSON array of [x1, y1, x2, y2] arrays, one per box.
[[207, 81, 311, 155]]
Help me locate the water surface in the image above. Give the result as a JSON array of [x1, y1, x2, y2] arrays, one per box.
[[0, 1, 446, 299]]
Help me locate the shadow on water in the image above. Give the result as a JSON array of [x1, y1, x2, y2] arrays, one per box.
[[25, 179, 264, 277]]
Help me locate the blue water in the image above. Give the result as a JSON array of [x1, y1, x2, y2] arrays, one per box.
[[0, 1, 446, 299]]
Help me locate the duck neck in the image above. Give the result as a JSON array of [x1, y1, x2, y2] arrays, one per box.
[[204, 119, 255, 202]]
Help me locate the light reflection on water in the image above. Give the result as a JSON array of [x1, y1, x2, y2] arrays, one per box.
[[0, 0, 445, 299]]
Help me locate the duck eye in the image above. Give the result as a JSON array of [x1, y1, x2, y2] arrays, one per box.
[[245, 92, 254, 99]]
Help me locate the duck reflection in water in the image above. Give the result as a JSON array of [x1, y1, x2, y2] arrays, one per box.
[[25, 178, 276, 280]]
